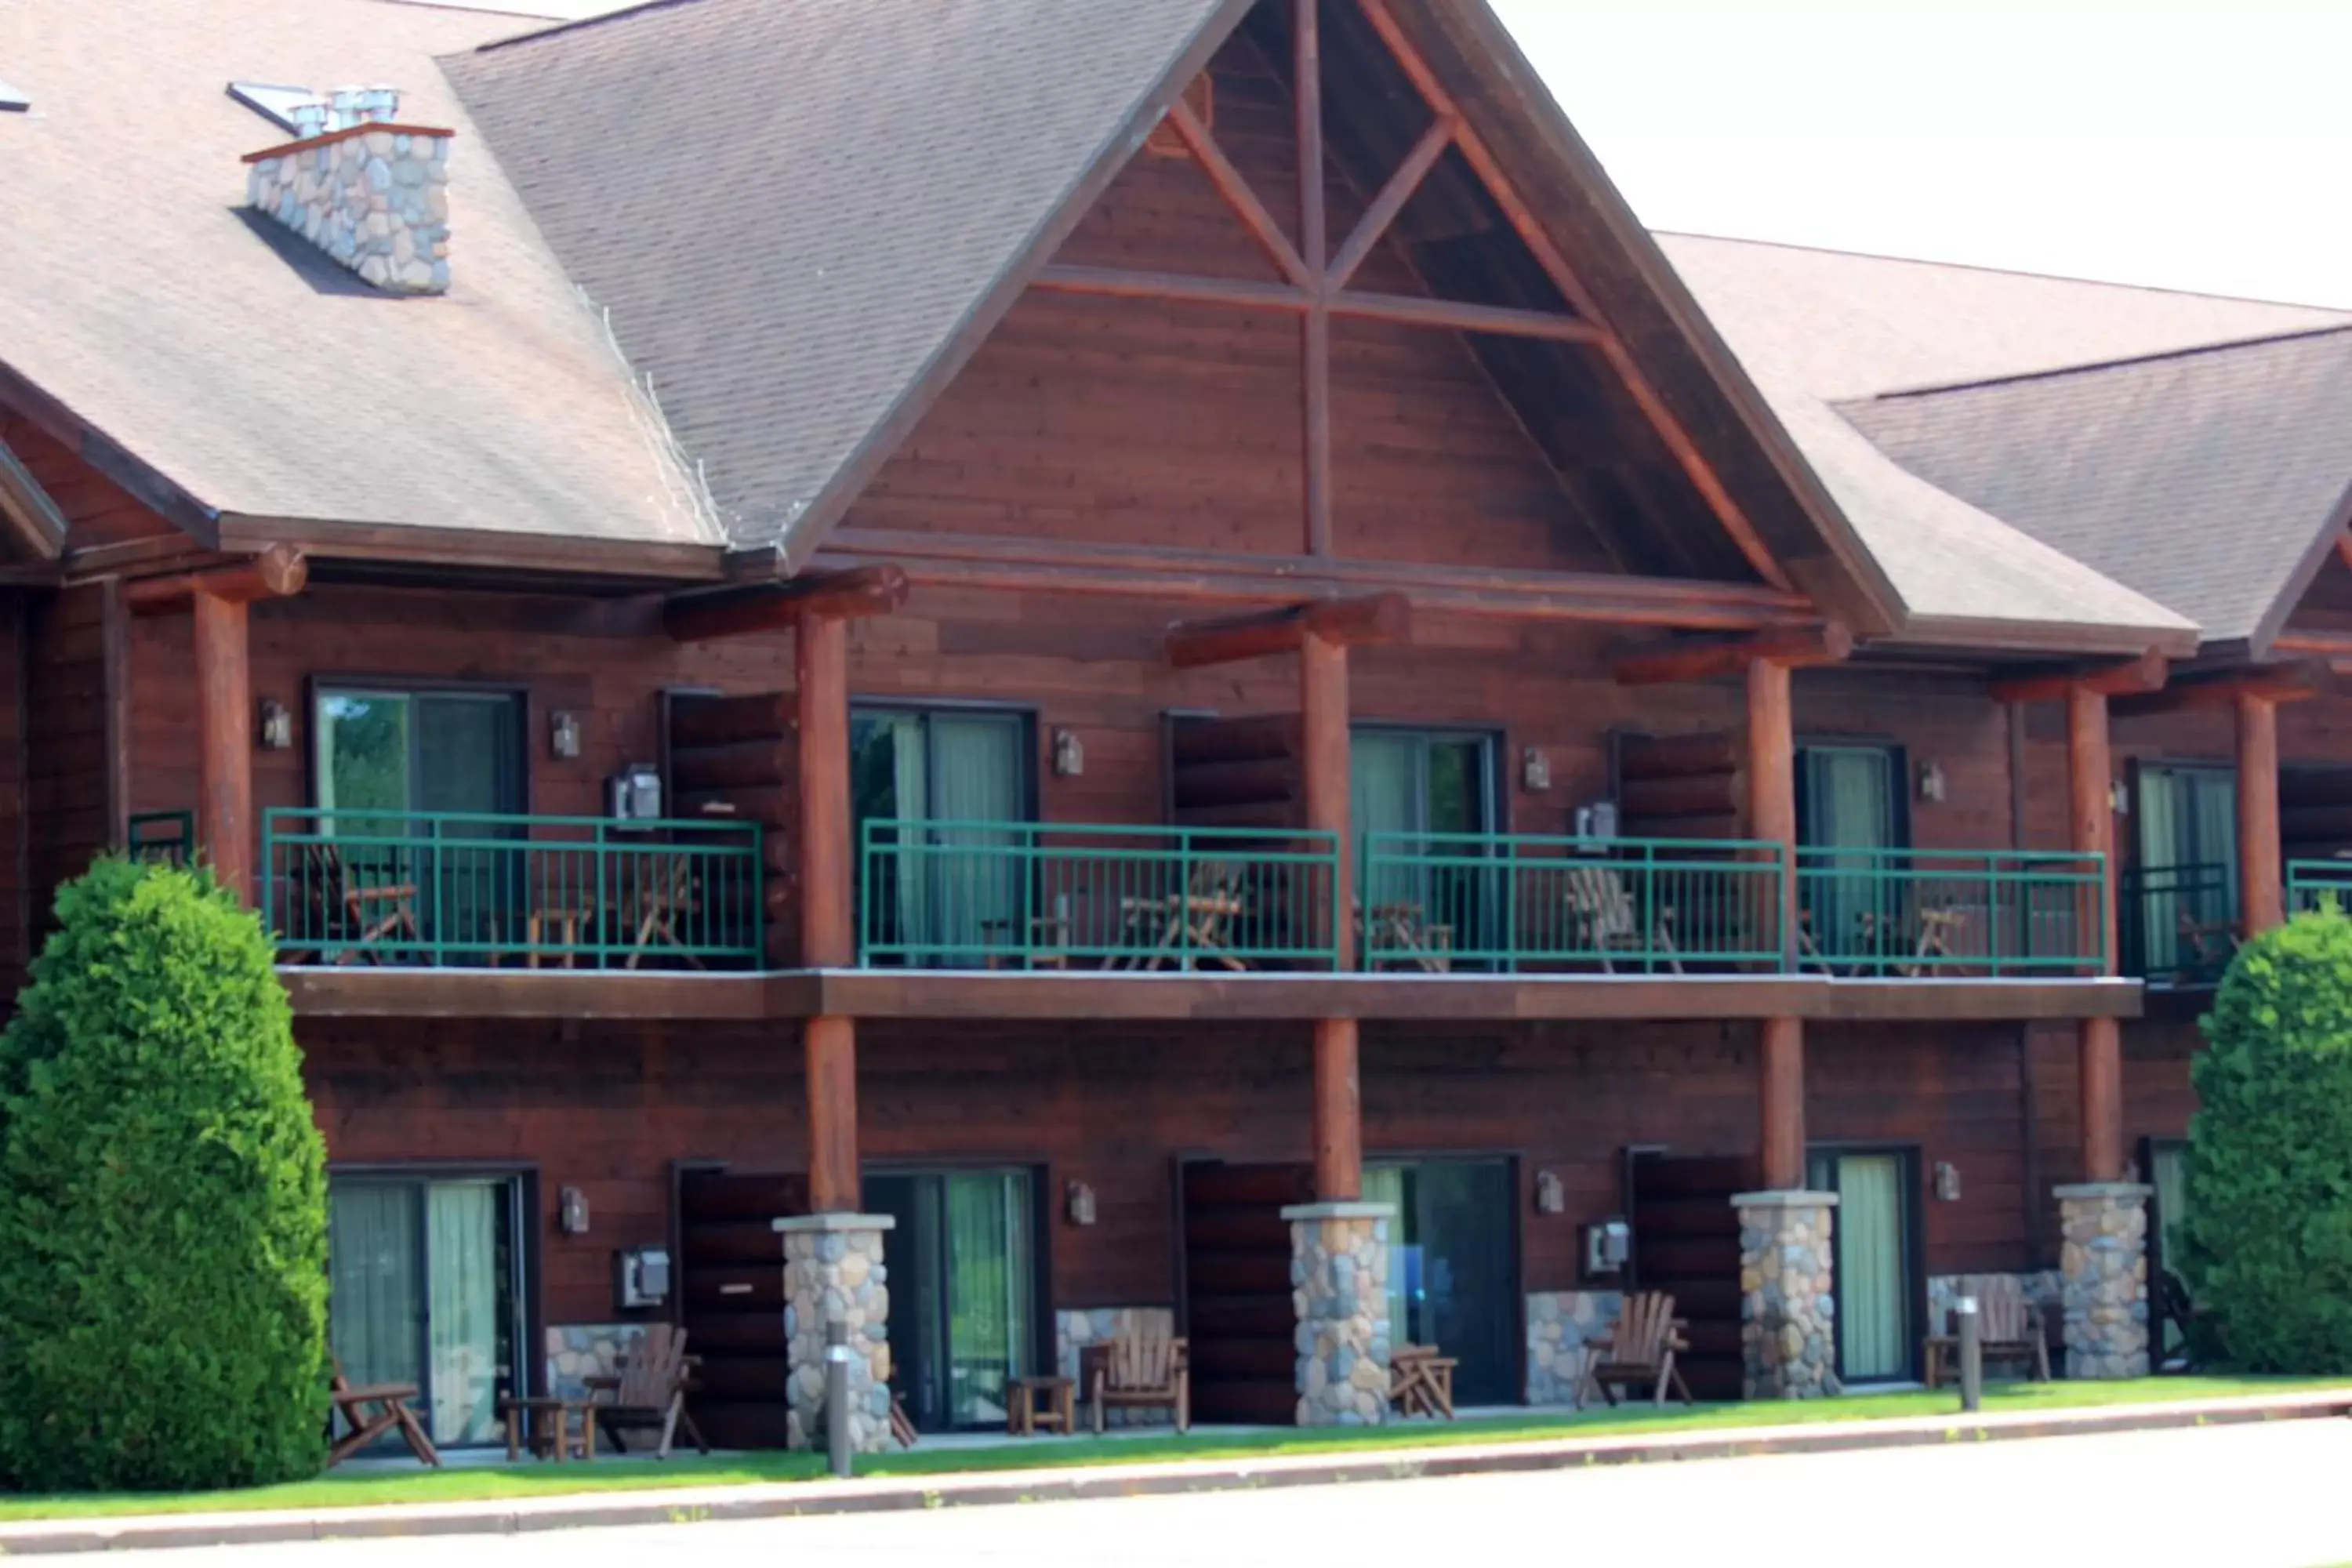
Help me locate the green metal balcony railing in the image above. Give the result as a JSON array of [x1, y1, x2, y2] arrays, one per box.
[[1358, 831, 1786, 973], [2289, 859, 2352, 915], [1795, 848, 2105, 976], [2120, 862, 2238, 987], [261, 808, 764, 970], [858, 819, 1341, 971]]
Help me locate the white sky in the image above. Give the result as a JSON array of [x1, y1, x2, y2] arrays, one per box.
[[1492, 0, 2352, 308]]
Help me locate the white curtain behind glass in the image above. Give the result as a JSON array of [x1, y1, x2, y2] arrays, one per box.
[[427, 1184, 503, 1444], [1833, 1156, 1907, 1381]]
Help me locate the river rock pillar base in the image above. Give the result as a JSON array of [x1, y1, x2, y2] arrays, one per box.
[[1284, 1202, 1392, 1427], [1733, 1191, 1841, 1401], [2056, 1182, 2151, 1379], [776, 1213, 895, 1452]]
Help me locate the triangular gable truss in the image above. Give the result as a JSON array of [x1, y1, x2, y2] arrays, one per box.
[[1029, 0, 1793, 591]]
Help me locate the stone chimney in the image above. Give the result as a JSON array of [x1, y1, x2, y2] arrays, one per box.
[[243, 86, 452, 295]]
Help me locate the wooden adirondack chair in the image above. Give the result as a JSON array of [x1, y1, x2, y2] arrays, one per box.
[[327, 1359, 440, 1467], [289, 844, 420, 965], [1080, 1320, 1189, 1433], [1575, 1290, 1693, 1408], [1564, 866, 1682, 974], [585, 1323, 710, 1458], [1922, 1274, 2051, 1388]]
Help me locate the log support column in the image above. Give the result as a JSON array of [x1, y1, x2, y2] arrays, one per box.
[[2060, 681, 2150, 1377], [797, 608, 862, 1214], [1744, 655, 1805, 1187], [193, 591, 254, 906], [2236, 691, 2282, 935]]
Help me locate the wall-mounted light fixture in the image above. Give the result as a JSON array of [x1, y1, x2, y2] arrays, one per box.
[[1533, 1169, 1566, 1216], [1521, 747, 1552, 793], [1052, 728, 1085, 779], [1917, 759, 1947, 804], [1933, 1161, 1963, 1203], [2110, 779, 2130, 815], [550, 710, 582, 760], [256, 698, 293, 751], [1065, 1179, 1097, 1227], [559, 1185, 591, 1236]]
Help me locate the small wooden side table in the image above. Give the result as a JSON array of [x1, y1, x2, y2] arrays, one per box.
[[1006, 1375, 1076, 1436], [500, 1396, 596, 1462]]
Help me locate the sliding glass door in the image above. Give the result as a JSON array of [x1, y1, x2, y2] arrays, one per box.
[[328, 1174, 525, 1446], [2134, 764, 2239, 977], [1354, 730, 1494, 953], [853, 708, 1029, 964], [869, 1169, 1037, 1432], [1798, 746, 1902, 967], [1806, 1149, 1918, 1385], [314, 688, 527, 953], [1362, 1158, 1515, 1406]]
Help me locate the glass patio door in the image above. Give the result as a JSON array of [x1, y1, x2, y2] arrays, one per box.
[[1363, 1159, 1515, 1406], [852, 709, 1027, 964], [314, 689, 526, 956], [869, 1169, 1036, 1432], [1353, 731, 1492, 952], [328, 1175, 522, 1446], [1806, 1149, 1915, 1385], [1798, 746, 1900, 967], [2135, 764, 2239, 976]]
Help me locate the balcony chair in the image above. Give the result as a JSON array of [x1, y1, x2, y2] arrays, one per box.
[[1575, 1290, 1693, 1408], [1564, 864, 1682, 974], [585, 1323, 709, 1459], [1109, 859, 1248, 972], [1081, 1320, 1189, 1433], [285, 844, 420, 966]]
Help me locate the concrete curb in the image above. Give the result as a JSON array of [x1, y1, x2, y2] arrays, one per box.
[[6, 1389, 2348, 1554]]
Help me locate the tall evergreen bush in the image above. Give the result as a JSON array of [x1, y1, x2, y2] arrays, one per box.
[[0, 857, 328, 1490]]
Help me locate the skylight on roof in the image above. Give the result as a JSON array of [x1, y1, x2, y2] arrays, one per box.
[[0, 77, 27, 114], [227, 82, 317, 132]]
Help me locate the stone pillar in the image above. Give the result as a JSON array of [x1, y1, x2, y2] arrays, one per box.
[[776, 1213, 895, 1452], [2056, 1182, 2151, 1379], [1733, 1191, 1841, 1401], [1284, 1201, 1392, 1426]]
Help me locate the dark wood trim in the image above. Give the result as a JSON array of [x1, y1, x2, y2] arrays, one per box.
[[125, 545, 309, 615], [1167, 97, 1314, 289], [1166, 593, 1410, 668], [281, 967, 2145, 1022], [1029, 265, 1604, 345], [0, 436, 68, 560], [213, 513, 728, 584], [1987, 649, 2169, 705], [1327, 116, 1456, 292], [663, 565, 909, 642], [2114, 660, 2332, 717], [100, 579, 129, 854], [1613, 622, 1853, 686], [0, 361, 222, 549]]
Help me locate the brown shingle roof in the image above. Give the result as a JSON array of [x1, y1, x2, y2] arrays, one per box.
[[443, 0, 1249, 566], [1841, 327, 2352, 652], [0, 0, 717, 561]]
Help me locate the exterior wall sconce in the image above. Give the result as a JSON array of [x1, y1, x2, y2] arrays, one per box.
[[256, 699, 293, 751], [1065, 1179, 1097, 1227], [1933, 1162, 1962, 1203], [1533, 1169, 1566, 1215], [2110, 779, 2130, 815], [550, 710, 582, 760], [1051, 728, 1084, 779], [1917, 759, 1947, 804], [558, 1185, 590, 1236], [1521, 747, 1552, 793]]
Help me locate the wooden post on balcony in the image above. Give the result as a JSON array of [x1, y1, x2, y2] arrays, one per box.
[[193, 590, 253, 906], [797, 608, 859, 1212], [2237, 691, 2283, 935], [1301, 629, 1361, 1201], [1745, 654, 1805, 1189], [2067, 681, 2123, 1182]]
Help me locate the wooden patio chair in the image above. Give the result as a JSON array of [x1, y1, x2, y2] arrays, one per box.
[[2175, 909, 2241, 982], [1575, 1290, 1693, 1408], [289, 844, 420, 966], [585, 1323, 710, 1458], [327, 1359, 440, 1467], [1564, 865, 1682, 974], [1921, 1274, 2050, 1388], [1366, 902, 1454, 973], [1109, 860, 1247, 973], [889, 1386, 920, 1449], [1081, 1320, 1190, 1433], [1388, 1343, 1457, 1420], [623, 856, 703, 971]]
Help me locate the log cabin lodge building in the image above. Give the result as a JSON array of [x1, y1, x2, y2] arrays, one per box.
[[4, 0, 2351, 1447]]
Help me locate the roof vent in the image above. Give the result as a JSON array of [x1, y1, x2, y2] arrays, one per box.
[[241, 85, 452, 296], [0, 76, 27, 114]]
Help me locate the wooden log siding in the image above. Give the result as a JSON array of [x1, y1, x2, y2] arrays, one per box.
[[27, 581, 122, 943], [300, 1014, 2051, 1332]]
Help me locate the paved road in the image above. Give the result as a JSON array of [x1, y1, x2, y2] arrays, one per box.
[[166, 1421, 2352, 1568]]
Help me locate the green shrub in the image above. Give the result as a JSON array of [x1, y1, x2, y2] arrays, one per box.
[[2185, 908, 2352, 1371], [0, 857, 328, 1490]]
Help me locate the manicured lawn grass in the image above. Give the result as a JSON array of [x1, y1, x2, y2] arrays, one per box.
[[2, 1375, 2344, 1523]]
